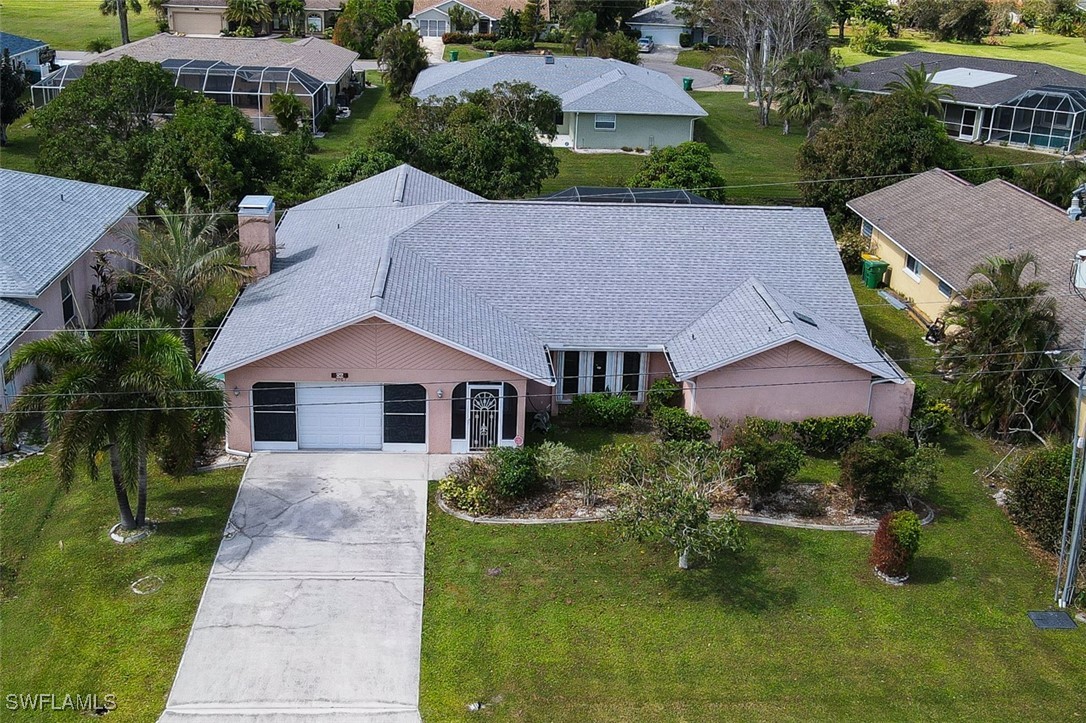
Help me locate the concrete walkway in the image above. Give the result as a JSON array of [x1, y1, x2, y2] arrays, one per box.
[[159, 453, 456, 722], [420, 36, 445, 64]]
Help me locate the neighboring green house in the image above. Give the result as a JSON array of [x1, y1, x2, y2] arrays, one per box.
[[410, 54, 707, 151]]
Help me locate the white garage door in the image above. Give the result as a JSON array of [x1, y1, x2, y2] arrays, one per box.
[[172, 10, 225, 35], [296, 384, 382, 449]]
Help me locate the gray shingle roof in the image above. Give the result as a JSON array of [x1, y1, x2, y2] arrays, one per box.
[[411, 55, 707, 117], [0, 32, 47, 58], [846, 168, 1086, 347], [87, 34, 357, 85], [0, 299, 41, 354], [203, 165, 901, 385], [630, 1, 684, 26], [841, 51, 1086, 107], [0, 170, 146, 297]]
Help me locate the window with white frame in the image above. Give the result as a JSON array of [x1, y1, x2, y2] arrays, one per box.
[[904, 254, 922, 278], [861, 219, 873, 237], [60, 274, 76, 327], [594, 113, 616, 131], [556, 350, 648, 401], [937, 279, 953, 298]]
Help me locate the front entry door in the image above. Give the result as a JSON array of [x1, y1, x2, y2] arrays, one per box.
[[959, 107, 978, 140], [468, 384, 502, 451]]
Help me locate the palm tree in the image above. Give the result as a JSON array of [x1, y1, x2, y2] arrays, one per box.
[[885, 62, 953, 117], [2, 314, 226, 530], [276, 0, 305, 35], [99, 0, 142, 45], [776, 50, 837, 136], [940, 253, 1064, 441], [225, 0, 274, 34], [119, 191, 252, 364]]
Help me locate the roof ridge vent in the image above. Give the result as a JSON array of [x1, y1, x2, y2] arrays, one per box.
[[393, 165, 408, 205]]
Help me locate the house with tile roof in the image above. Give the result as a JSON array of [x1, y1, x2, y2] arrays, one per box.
[[163, 0, 343, 36], [201, 164, 912, 454], [847, 168, 1086, 342], [0, 171, 146, 411], [411, 54, 707, 150], [31, 34, 359, 133], [408, 0, 546, 37], [843, 51, 1086, 152]]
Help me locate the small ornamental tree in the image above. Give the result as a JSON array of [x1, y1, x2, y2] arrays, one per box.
[[612, 458, 744, 569], [869, 510, 922, 579], [376, 24, 429, 99], [269, 90, 309, 134], [447, 3, 478, 31], [627, 142, 726, 202]]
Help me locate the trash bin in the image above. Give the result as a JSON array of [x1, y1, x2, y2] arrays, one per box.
[[722, 71, 733, 85], [682, 77, 693, 91], [485, 50, 495, 57], [862, 258, 890, 289], [450, 49, 459, 61]]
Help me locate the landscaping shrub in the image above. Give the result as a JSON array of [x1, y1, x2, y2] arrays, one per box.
[[840, 433, 915, 506], [595, 443, 651, 488], [439, 456, 499, 515], [691, 41, 711, 51], [490, 446, 539, 499], [869, 510, 922, 578], [653, 405, 712, 442], [535, 440, 578, 485], [897, 443, 943, 507], [849, 22, 886, 54], [909, 381, 954, 444], [316, 105, 337, 132], [442, 31, 474, 44], [646, 377, 681, 411], [1005, 444, 1073, 552], [494, 38, 534, 52], [793, 414, 874, 456], [679, 32, 693, 47], [472, 39, 496, 50], [568, 392, 638, 430], [540, 27, 563, 43], [732, 417, 804, 502], [836, 230, 871, 274]]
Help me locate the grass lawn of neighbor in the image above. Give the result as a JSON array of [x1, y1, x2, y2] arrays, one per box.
[[0, 0, 159, 51], [311, 76, 399, 167], [419, 284, 1086, 721], [0, 454, 243, 722]]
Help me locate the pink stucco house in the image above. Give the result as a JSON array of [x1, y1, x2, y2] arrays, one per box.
[[0, 170, 146, 411], [201, 165, 913, 454]]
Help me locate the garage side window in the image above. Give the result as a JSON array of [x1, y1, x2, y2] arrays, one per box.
[[252, 382, 296, 442], [385, 384, 426, 444]]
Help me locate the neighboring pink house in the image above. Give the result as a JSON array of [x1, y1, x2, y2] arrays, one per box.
[[201, 165, 913, 455], [0, 170, 146, 411]]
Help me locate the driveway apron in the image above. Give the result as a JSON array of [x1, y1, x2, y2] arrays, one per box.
[[159, 453, 439, 722]]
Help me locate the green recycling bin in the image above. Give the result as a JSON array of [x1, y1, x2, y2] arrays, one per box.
[[862, 258, 890, 289], [722, 71, 733, 85], [682, 77, 693, 91], [450, 49, 459, 61]]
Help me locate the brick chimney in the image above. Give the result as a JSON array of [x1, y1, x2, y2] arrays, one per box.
[[237, 195, 276, 280]]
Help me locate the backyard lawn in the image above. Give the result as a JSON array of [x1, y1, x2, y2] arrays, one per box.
[[0, 0, 159, 50], [0, 455, 243, 721]]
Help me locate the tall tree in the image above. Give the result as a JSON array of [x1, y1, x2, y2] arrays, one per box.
[[332, 0, 400, 57], [775, 49, 837, 135], [520, 0, 543, 39], [447, 4, 478, 31], [277, 0, 306, 34], [225, 0, 274, 32], [2, 314, 226, 530], [940, 253, 1065, 442], [826, 0, 855, 41], [565, 11, 597, 53], [885, 62, 952, 116], [376, 24, 429, 99], [118, 192, 252, 363], [0, 49, 29, 147], [99, 0, 142, 45]]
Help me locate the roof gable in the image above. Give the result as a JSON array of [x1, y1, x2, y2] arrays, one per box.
[[630, 1, 685, 26], [0, 32, 47, 58]]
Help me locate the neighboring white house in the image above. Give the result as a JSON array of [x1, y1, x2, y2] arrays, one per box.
[[411, 54, 707, 150], [408, 0, 545, 36], [0, 31, 52, 80], [628, 1, 707, 48]]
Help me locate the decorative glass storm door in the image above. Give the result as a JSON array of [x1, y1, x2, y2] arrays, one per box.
[[468, 384, 502, 451]]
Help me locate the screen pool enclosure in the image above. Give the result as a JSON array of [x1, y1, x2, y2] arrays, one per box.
[[985, 86, 1086, 152], [32, 58, 331, 133]]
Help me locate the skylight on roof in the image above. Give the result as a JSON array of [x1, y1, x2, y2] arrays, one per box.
[[930, 67, 1016, 88], [794, 311, 818, 328]]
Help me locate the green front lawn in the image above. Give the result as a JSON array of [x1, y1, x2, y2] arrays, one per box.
[[0, 107, 40, 174], [834, 28, 1086, 74], [0, 455, 243, 721], [443, 44, 487, 62], [311, 77, 399, 167], [420, 287, 1086, 720], [676, 48, 716, 70], [0, 0, 159, 51]]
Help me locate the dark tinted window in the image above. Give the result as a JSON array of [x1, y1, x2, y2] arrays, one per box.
[[502, 383, 517, 439], [562, 351, 579, 396], [622, 352, 642, 393], [592, 351, 607, 392], [253, 382, 295, 410], [252, 382, 296, 442], [451, 383, 467, 440], [384, 384, 426, 444]]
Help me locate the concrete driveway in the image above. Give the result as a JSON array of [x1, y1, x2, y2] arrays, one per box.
[[159, 453, 454, 722], [640, 48, 733, 91]]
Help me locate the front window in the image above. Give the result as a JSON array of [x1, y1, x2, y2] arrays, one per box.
[[60, 274, 76, 327], [384, 384, 426, 444], [556, 351, 647, 401], [252, 382, 297, 443], [594, 113, 616, 131]]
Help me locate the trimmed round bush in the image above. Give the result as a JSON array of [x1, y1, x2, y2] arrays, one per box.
[[840, 433, 914, 505], [489, 446, 539, 499], [870, 510, 922, 578], [652, 405, 712, 442], [732, 417, 804, 502], [793, 414, 874, 456], [568, 392, 638, 430]]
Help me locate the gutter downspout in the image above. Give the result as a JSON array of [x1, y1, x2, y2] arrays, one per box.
[[573, 112, 579, 150], [867, 377, 896, 420]]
